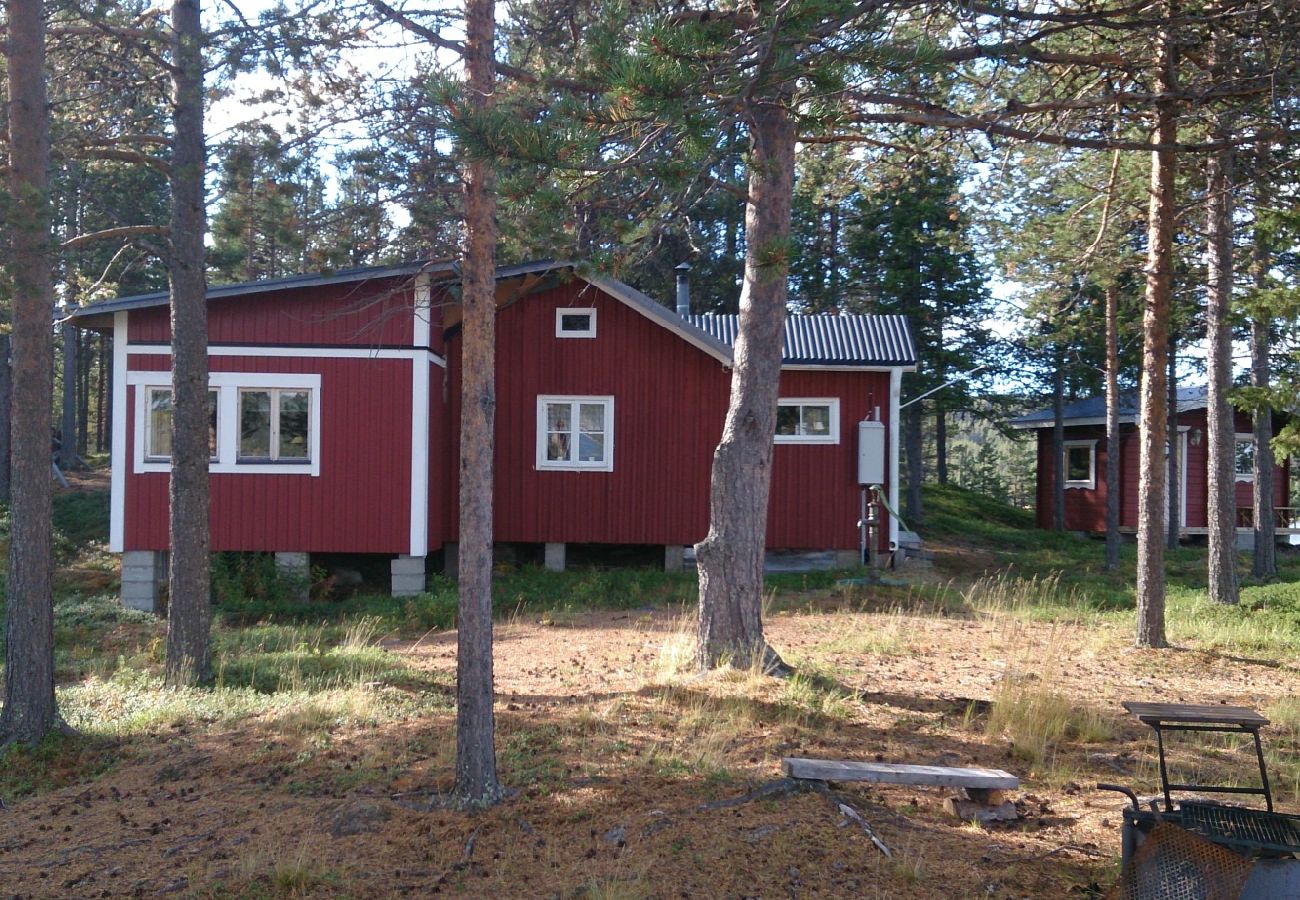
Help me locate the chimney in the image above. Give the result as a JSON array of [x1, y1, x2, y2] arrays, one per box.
[[675, 262, 691, 317]]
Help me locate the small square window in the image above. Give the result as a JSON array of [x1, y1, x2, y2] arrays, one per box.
[[774, 399, 840, 444], [537, 396, 613, 470], [144, 387, 218, 462], [1062, 441, 1096, 489], [239, 387, 313, 464], [1235, 437, 1255, 480], [556, 308, 596, 338]]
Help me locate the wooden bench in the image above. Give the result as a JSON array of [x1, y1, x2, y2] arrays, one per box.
[[782, 757, 1020, 822]]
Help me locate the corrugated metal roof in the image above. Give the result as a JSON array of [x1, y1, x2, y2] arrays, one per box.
[[686, 314, 917, 367], [1010, 385, 1208, 428]]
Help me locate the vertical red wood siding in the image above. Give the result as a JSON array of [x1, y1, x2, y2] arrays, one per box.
[[445, 282, 893, 551]]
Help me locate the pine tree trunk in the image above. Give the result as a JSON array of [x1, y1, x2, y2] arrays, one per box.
[[1052, 352, 1065, 532], [453, 0, 504, 808], [904, 402, 924, 525], [164, 0, 213, 688], [77, 331, 89, 457], [935, 409, 948, 486], [1205, 144, 1239, 604], [1251, 313, 1276, 576], [1104, 282, 1121, 572], [60, 321, 77, 471], [1, 0, 64, 744], [1166, 336, 1180, 550], [0, 335, 11, 506], [96, 334, 107, 454], [1135, 29, 1177, 649], [695, 99, 794, 674]]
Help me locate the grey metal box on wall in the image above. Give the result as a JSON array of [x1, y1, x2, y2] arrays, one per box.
[[857, 420, 886, 486]]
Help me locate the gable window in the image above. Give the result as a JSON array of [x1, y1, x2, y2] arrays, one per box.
[[1063, 440, 1096, 490], [537, 396, 613, 470], [1235, 435, 1255, 481], [239, 388, 312, 463], [775, 399, 840, 444], [144, 387, 218, 462], [555, 308, 596, 338]]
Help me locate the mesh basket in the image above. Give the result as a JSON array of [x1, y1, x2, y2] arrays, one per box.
[[1107, 822, 1255, 900]]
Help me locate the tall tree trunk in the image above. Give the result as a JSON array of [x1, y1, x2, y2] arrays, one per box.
[[1, 0, 64, 744], [1205, 143, 1239, 605], [1251, 316, 1276, 576], [904, 401, 923, 525], [695, 98, 794, 674], [96, 334, 107, 454], [1166, 335, 1180, 549], [453, 0, 504, 808], [77, 330, 90, 457], [164, 0, 213, 688], [1135, 24, 1177, 649], [60, 320, 77, 471], [1051, 344, 1065, 532], [1104, 281, 1121, 572], [935, 409, 948, 485], [0, 336, 11, 506]]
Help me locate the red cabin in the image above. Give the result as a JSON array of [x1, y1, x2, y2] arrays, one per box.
[[1012, 387, 1293, 542], [73, 261, 917, 607]]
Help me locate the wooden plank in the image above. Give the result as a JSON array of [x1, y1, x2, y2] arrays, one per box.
[[781, 758, 1018, 790], [1122, 702, 1269, 728]]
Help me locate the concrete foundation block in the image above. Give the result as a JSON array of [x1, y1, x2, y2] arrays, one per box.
[[835, 549, 864, 569], [544, 542, 566, 572], [391, 555, 427, 597], [664, 545, 685, 572], [1237, 530, 1257, 552], [120, 550, 164, 613]]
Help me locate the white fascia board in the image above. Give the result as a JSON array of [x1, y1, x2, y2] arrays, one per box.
[[128, 343, 447, 368]]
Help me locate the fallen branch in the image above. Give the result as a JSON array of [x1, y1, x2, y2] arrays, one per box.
[[835, 801, 892, 858]]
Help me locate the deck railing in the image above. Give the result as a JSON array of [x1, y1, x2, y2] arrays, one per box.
[[1236, 507, 1300, 530]]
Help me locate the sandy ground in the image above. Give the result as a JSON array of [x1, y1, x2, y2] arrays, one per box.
[[1, 602, 1297, 898]]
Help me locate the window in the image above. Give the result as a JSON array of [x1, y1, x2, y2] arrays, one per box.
[[239, 389, 312, 463], [1235, 436, 1255, 480], [774, 399, 840, 444], [555, 308, 596, 338], [131, 372, 321, 476], [1063, 440, 1097, 490], [537, 396, 613, 470], [143, 387, 218, 462]]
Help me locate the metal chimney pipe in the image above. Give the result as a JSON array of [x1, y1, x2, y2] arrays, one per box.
[[675, 262, 691, 317]]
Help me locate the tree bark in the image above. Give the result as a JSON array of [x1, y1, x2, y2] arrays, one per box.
[[695, 98, 794, 674], [60, 320, 77, 471], [164, 0, 213, 688], [1135, 24, 1176, 649], [1, 0, 64, 744], [1204, 143, 1238, 605], [1104, 281, 1121, 572], [1166, 335, 1180, 550], [1051, 342, 1065, 532], [935, 409, 948, 485], [453, 0, 505, 808], [904, 402, 924, 525], [0, 335, 11, 506], [1251, 315, 1276, 577]]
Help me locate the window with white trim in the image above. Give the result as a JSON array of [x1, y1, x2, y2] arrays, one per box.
[[1063, 440, 1096, 489], [239, 388, 312, 463], [144, 387, 218, 462], [1235, 436, 1255, 480], [537, 396, 613, 470], [555, 308, 596, 338], [774, 399, 840, 444], [131, 372, 321, 476]]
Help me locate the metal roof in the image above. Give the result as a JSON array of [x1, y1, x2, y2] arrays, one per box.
[[686, 314, 917, 367], [1011, 385, 1209, 428]]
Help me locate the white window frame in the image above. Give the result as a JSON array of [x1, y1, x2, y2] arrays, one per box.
[[536, 395, 614, 471], [142, 386, 221, 464], [555, 307, 597, 339], [129, 371, 321, 476], [774, 398, 840, 445], [1063, 439, 1097, 490], [1234, 434, 1255, 482], [237, 387, 314, 465]]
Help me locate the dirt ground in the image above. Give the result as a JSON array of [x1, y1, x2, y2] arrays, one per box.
[[2, 593, 1297, 899]]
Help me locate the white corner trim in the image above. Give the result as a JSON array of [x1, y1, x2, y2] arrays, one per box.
[[128, 371, 322, 476], [110, 312, 129, 552], [535, 395, 615, 472], [889, 369, 901, 551], [773, 398, 841, 444], [1062, 439, 1098, 490], [409, 349, 430, 557], [413, 273, 432, 349], [555, 307, 597, 338]]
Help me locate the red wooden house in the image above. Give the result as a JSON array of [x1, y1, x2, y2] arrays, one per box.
[[73, 261, 917, 608], [1011, 387, 1293, 542]]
